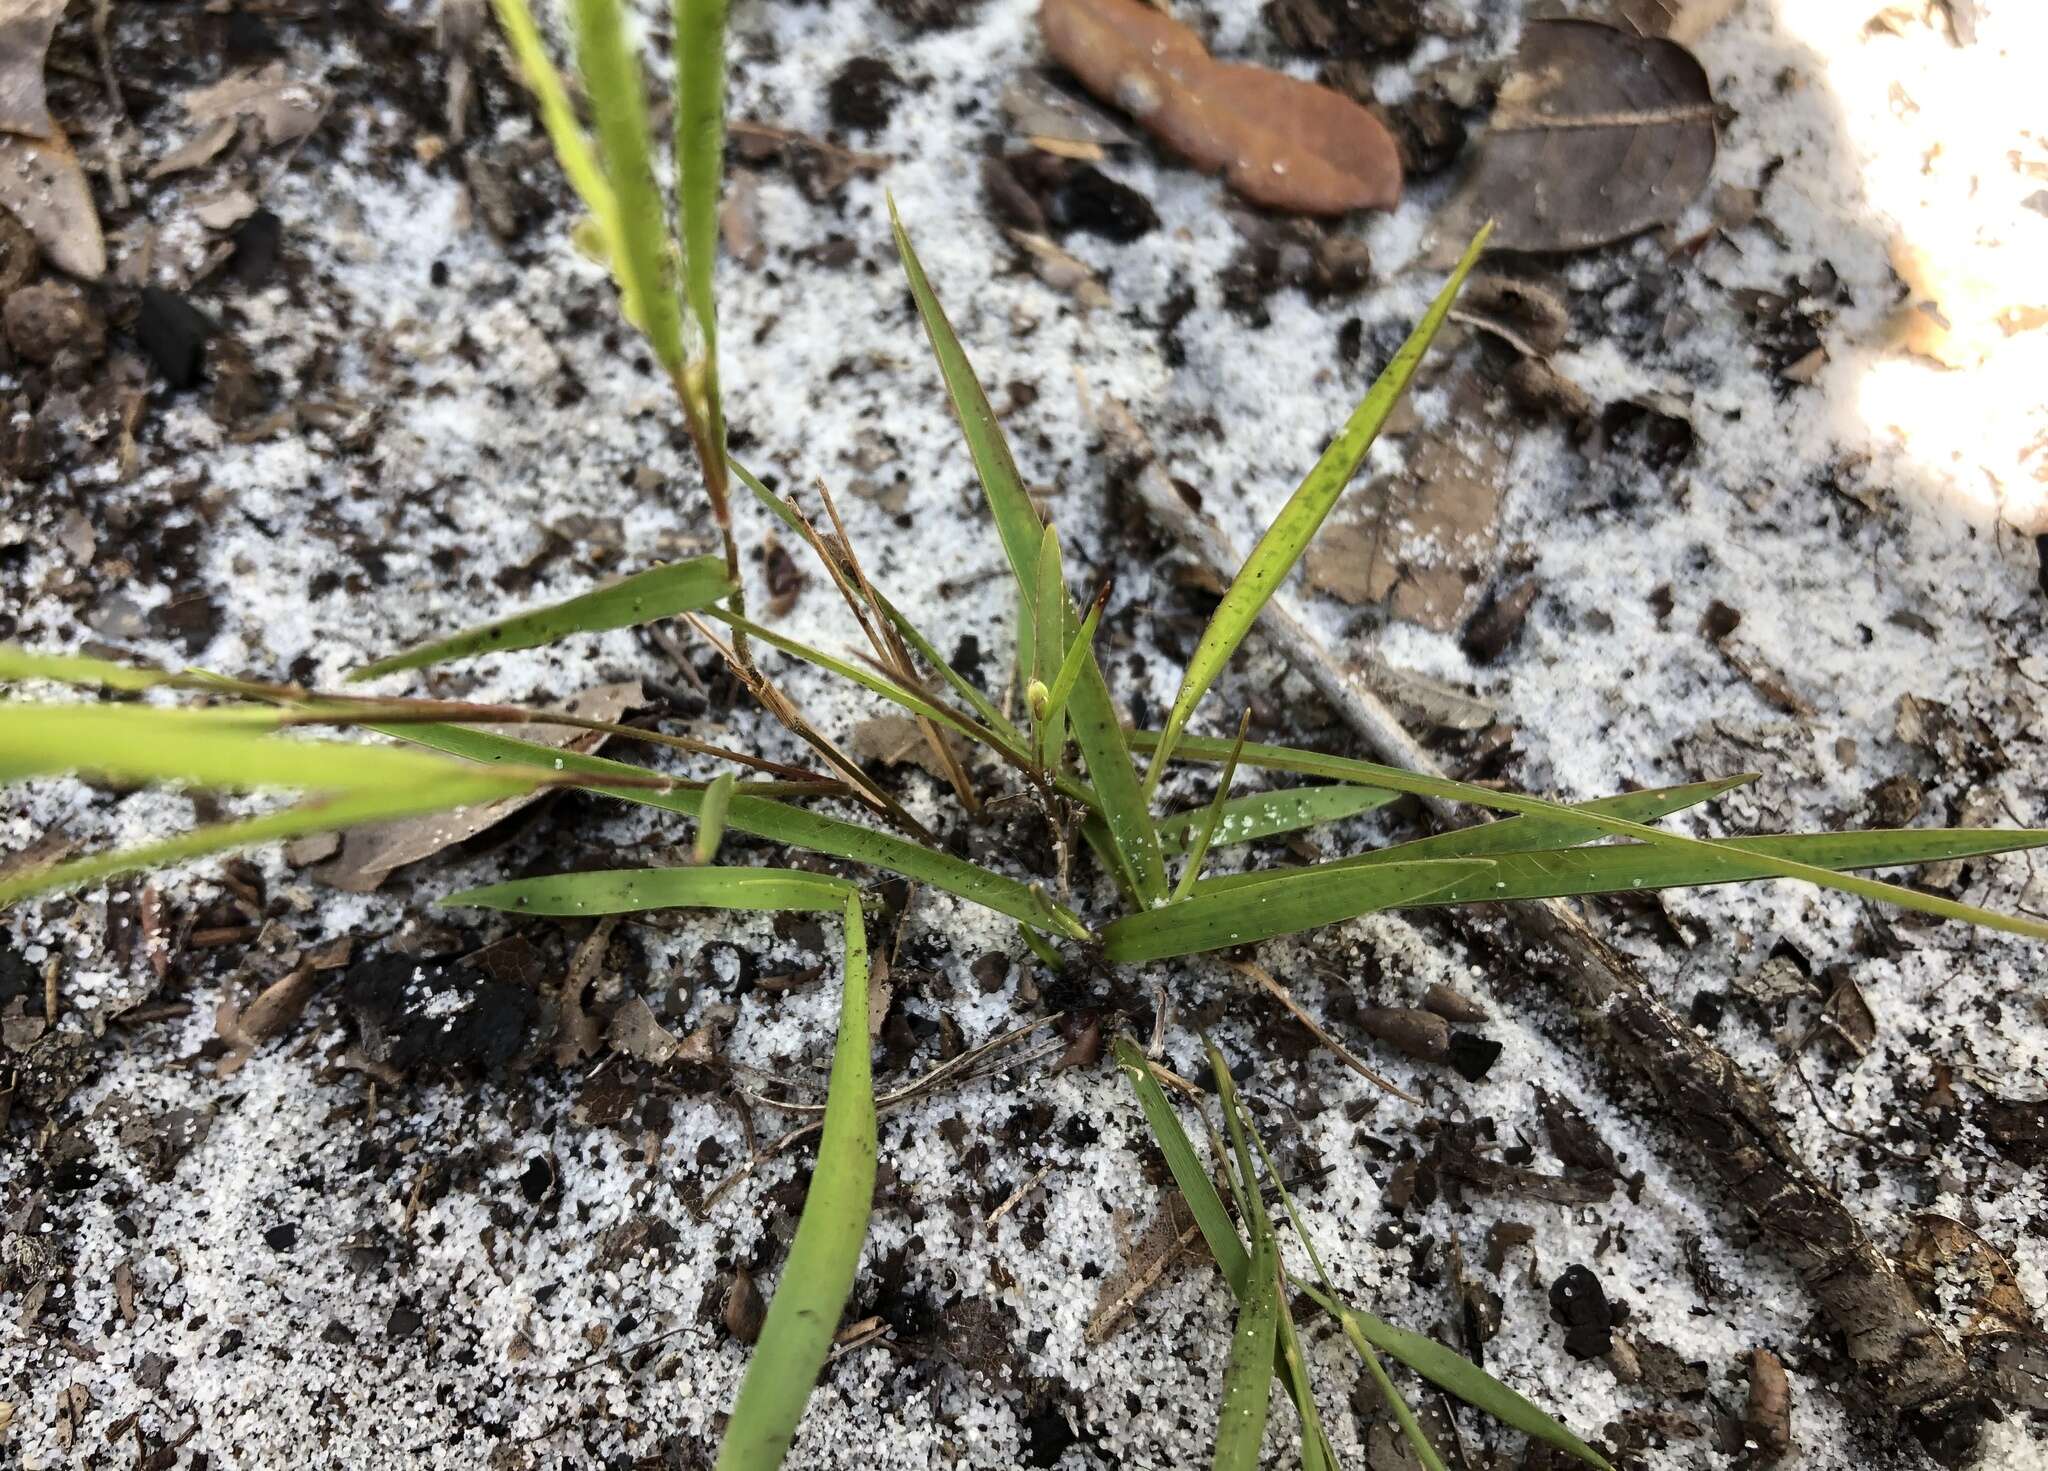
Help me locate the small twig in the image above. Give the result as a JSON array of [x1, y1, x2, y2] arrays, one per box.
[[985, 1163, 1056, 1229], [1228, 959, 1421, 1105]]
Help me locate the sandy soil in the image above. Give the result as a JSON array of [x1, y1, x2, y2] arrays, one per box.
[[3, 1, 2046, 1468]]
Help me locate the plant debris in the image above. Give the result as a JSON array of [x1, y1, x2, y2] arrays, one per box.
[[1431, 18, 1716, 255], [1037, 0, 1402, 215]]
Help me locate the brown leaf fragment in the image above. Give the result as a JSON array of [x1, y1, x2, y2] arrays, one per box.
[[1617, 0, 1744, 44], [315, 681, 640, 890], [1001, 69, 1134, 152], [1431, 19, 1715, 256], [1037, 0, 1401, 216], [848, 714, 970, 782], [605, 994, 682, 1066], [0, 131, 105, 279], [1899, 1215, 2037, 1338], [1307, 391, 1505, 632], [0, 0, 64, 137], [180, 64, 329, 148], [1087, 1190, 1206, 1341], [1007, 228, 1110, 309], [1357, 1006, 1449, 1062]]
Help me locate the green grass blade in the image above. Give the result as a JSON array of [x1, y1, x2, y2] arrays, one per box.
[[385, 722, 1093, 939], [1212, 1232, 1280, 1471], [1036, 581, 1106, 743], [1113, 1036, 1249, 1289], [890, 200, 1165, 899], [1208, 1040, 1279, 1471], [573, 0, 687, 372], [1157, 784, 1398, 856], [1185, 799, 2048, 938], [1066, 654, 1167, 902], [1276, 1301, 1337, 1471], [491, 0, 621, 264], [1353, 1336, 1449, 1471], [445, 865, 854, 916], [0, 786, 519, 908], [696, 769, 736, 863], [1144, 225, 1492, 793], [889, 198, 1042, 635], [0, 703, 551, 797], [1306, 1289, 1612, 1470], [1172, 712, 1251, 902], [1310, 827, 2048, 907], [674, 0, 727, 364], [1120, 1037, 1340, 1461], [1139, 732, 2048, 941], [1238, 1072, 1444, 1471], [716, 890, 876, 1471], [877, 590, 1025, 746], [351, 557, 732, 681], [1103, 859, 1496, 963], [0, 646, 176, 692], [1030, 525, 1068, 763], [1193, 777, 1767, 895], [1209, 1045, 1339, 1471]]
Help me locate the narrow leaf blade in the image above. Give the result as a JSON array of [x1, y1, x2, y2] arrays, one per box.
[[1103, 859, 1496, 964], [1157, 783, 1398, 856], [0, 786, 520, 908], [715, 891, 876, 1471], [1146, 225, 1492, 787], [387, 722, 1091, 938], [0, 703, 548, 798], [444, 865, 855, 916], [353, 558, 733, 681], [573, 0, 687, 370], [890, 201, 1165, 899], [696, 769, 737, 864]]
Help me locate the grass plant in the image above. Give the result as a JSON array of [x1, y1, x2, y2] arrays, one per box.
[[5, 5, 2046, 1466]]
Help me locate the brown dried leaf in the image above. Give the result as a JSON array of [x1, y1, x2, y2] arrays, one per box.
[[1087, 1190, 1206, 1342], [0, 0, 64, 136], [315, 681, 641, 891], [181, 63, 329, 146], [1432, 19, 1715, 256], [1000, 69, 1134, 151], [1037, 0, 1401, 216], [0, 130, 105, 279], [848, 714, 969, 782], [606, 994, 682, 1066], [1306, 386, 1505, 632], [1899, 1215, 2037, 1338]]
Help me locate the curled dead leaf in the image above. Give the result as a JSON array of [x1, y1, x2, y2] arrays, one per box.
[[1037, 0, 1401, 216], [1431, 19, 1715, 256]]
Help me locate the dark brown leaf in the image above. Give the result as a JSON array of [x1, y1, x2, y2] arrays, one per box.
[[1432, 19, 1715, 255]]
